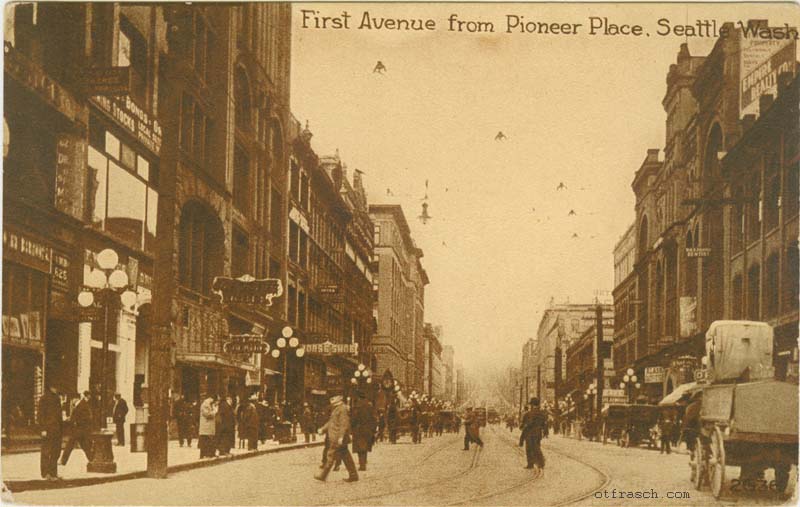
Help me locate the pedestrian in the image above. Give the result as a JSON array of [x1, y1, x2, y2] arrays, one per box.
[[410, 404, 421, 444], [217, 395, 235, 456], [235, 397, 247, 449], [387, 403, 398, 444], [60, 391, 93, 466], [198, 394, 218, 458], [300, 403, 315, 443], [659, 414, 674, 455], [464, 408, 484, 449], [257, 398, 269, 443], [376, 409, 386, 442], [175, 395, 193, 447], [38, 384, 63, 480], [240, 396, 260, 450], [315, 395, 358, 482], [519, 397, 546, 470], [350, 391, 377, 471], [112, 393, 129, 446]]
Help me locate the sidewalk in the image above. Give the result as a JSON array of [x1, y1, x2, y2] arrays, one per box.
[[2, 438, 324, 493]]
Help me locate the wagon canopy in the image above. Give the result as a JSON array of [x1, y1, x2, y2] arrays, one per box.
[[706, 320, 773, 381], [658, 381, 700, 406]]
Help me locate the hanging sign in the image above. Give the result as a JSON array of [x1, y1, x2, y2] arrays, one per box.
[[212, 276, 283, 306], [686, 248, 711, 258], [223, 333, 270, 354], [644, 366, 665, 384], [90, 95, 162, 154], [86, 67, 131, 96], [305, 340, 358, 356]]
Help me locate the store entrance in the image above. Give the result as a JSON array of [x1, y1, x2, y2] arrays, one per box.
[[2, 346, 41, 444]]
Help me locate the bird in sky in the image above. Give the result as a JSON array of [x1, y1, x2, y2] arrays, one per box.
[[445, 187, 450, 192], [557, 182, 567, 190], [572, 233, 579, 238], [442, 241, 448, 247], [373, 61, 387, 74], [386, 188, 393, 196], [531, 207, 536, 213], [495, 131, 507, 141], [568, 209, 576, 216]]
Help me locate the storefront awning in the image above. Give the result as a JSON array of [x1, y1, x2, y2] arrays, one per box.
[[177, 352, 258, 372], [658, 381, 699, 406]]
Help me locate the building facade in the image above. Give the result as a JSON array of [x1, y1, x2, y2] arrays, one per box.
[[615, 24, 799, 402], [423, 323, 444, 397], [442, 344, 455, 402], [369, 205, 428, 391]]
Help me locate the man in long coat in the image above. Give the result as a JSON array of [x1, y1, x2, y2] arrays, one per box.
[[198, 395, 218, 458], [350, 392, 377, 471], [60, 391, 93, 465], [38, 384, 63, 479], [519, 397, 546, 470], [216, 395, 236, 456], [174, 395, 194, 447], [239, 396, 260, 450], [112, 393, 129, 446], [464, 408, 484, 450], [300, 403, 315, 443], [315, 395, 358, 482]]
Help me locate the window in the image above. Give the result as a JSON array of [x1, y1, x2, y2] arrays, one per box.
[[731, 186, 745, 255], [298, 290, 306, 328], [731, 274, 743, 320], [270, 189, 283, 242], [288, 284, 297, 325], [290, 159, 300, 201], [746, 172, 761, 243], [289, 222, 299, 262], [178, 202, 224, 295], [192, 14, 213, 82], [373, 224, 381, 246], [300, 172, 309, 209], [747, 264, 760, 320], [232, 227, 249, 278], [783, 243, 799, 314], [764, 152, 780, 232], [233, 145, 250, 214], [119, 17, 148, 107], [234, 67, 251, 132], [785, 163, 799, 220], [299, 231, 308, 268], [87, 119, 158, 253], [765, 254, 779, 319], [180, 94, 213, 170]]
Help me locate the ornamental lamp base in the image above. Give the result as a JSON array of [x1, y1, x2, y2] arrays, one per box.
[[87, 431, 117, 473]]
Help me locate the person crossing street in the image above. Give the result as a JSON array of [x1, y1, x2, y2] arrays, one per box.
[[315, 395, 358, 482], [519, 397, 547, 471]]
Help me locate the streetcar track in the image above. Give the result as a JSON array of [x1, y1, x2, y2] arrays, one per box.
[[317, 438, 484, 506], [544, 443, 613, 506]]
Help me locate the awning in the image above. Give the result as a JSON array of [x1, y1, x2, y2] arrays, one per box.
[[262, 367, 281, 376], [658, 381, 700, 406]]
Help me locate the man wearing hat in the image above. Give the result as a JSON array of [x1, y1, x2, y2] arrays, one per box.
[[38, 384, 63, 480], [519, 397, 547, 471], [60, 391, 94, 466], [350, 390, 377, 471], [315, 395, 358, 482], [112, 393, 129, 446]]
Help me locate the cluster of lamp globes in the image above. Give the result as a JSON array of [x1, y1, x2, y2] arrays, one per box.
[[272, 326, 305, 358], [77, 248, 138, 310], [620, 368, 641, 390], [350, 364, 372, 385]]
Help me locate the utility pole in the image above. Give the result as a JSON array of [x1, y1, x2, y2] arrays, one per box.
[[536, 365, 541, 398], [147, 4, 185, 478], [595, 302, 605, 416]]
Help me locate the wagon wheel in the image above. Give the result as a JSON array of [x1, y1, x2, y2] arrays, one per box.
[[691, 437, 705, 489], [602, 422, 607, 445], [709, 427, 726, 499]]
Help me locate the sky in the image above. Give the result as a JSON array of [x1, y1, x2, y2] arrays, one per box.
[[289, 2, 800, 375]]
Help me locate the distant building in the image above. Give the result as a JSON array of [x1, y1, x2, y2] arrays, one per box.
[[442, 345, 455, 402]]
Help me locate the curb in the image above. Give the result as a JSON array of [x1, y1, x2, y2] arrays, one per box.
[[5, 441, 324, 493]]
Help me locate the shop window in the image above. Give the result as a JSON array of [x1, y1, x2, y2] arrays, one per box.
[[233, 144, 250, 215], [747, 264, 760, 320], [232, 227, 249, 278], [178, 201, 224, 295], [87, 120, 158, 253], [2, 263, 46, 345]]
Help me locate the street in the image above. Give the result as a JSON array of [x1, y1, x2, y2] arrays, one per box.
[[10, 425, 793, 506]]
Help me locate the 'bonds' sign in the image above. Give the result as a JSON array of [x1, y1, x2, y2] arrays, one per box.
[[213, 276, 283, 306]]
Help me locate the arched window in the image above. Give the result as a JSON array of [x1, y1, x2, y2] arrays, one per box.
[[234, 66, 251, 132], [178, 201, 225, 295], [747, 263, 760, 320], [638, 216, 649, 261]]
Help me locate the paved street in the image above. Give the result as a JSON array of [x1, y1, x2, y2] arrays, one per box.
[[10, 425, 795, 506]]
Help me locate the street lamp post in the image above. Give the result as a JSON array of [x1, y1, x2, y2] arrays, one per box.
[[78, 248, 137, 473], [619, 368, 640, 403], [271, 326, 305, 403]]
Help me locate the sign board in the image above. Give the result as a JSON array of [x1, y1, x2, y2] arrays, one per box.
[[3, 227, 52, 274], [319, 285, 339, 295], [212, 276, 283, 306], [78, 304, 103, 322], [602, 389, 628, 405], [679, 297, 698, 338], [90, 95, 162, 154], [740, 32, 796, 117], [644, 366, 665, 384], [305, 340, 358, 356], [686, 247, 711, 258], [86, 67, 131, 96], [223, 333, 270, 354], [55, 134, 86, 221]]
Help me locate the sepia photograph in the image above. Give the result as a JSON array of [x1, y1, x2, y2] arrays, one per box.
[[1, 1, 799, 506]]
